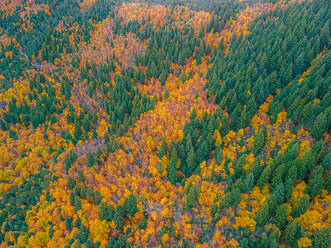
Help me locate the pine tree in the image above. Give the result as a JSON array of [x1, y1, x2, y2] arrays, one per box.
[[139, 216, 147, 229], [74, 195, 81, 212], [221, 115, 229, 136], [239, 108, 248, 130], [199, 25, 205, 38], [255, 201, 269, 226], [99, 202, 108, 220], [67, 177, 76, 190], [230, 188, 241, 206], [82, 118, 90, 134], [319, 21, 329, 50], [282, 221, 299, 245], [312, 226, 331, 248], [243, 173, 254, 193], [266, 194, 277, 214], [271, 164, 285, 189], [293, 53, 306, 75], [219, 192, 231, 210], [178, 51, 185, 66], [292, 196, 309, 218], [274, 183, 285, 204], [114, 205, 125, 230], [65, 218, 73, 230], [158, 138, 168, 158], [230, 103, 242, 131], [285, 177, 295, 200], [124, 194, 138, 216], [74, 120, 82, 140], [87, 152, 95, 167], [190, 108, 197, 120], [215, 146, 223, 165], [164, 89, 169, 99], [252, 127, 266, 155], [286, 162, 297, 182], [310, 112, 327, 140], [186, 184, 199, 209], [167, 157, 178, 184], [306, 165, 324, 198], [94, 191, 102, 205], [160, 69, 167, 85], [274, 204, 288, 229], [78, 226, 89, 243], [325, 171, 331, 192], [99, 203, 115, 222], [257, 166, 271, 189], [186, 147, 196, 175]]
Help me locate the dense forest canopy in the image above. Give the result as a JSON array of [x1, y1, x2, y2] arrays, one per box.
[[0, 0, 330, 247]]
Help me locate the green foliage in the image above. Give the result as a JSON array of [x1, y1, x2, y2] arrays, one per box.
[[114, 205, 126, 230], [243, 173, 254, 193], [158, 138, 168, 158], [0, 0, 329, 247], [274, 204, 288, 229], [99, 203, 115, 222], [229, 188, 241, 206], [123, 194, 138, 216], [139, 216, 147, 229], [64, 151, 78, 172], [306, 165, 324, 198], [190, 108, 197, 120], [186, 184, 199, 209], [0, 169, 52, 239], [87, 152, 95, 167], [252, 127, 266, 155], [257, 166, 271, 189], [108, 234, 131, 248], [312, 226, 331, 248], [255, 202, 269, 226], [282, 221, 300, 246], [274, 183, 285, 204], [94, 191, 102, 205], [168, 149, 179, 184], [67, 177, 76, 190], [77, 225, 89, 244], [292, 196, 309, 218]]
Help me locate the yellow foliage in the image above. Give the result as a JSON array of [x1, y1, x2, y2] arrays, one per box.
[[161, 233, 169, 243], [213, 130, 222, 146], [291, 181, 308, 201], [89, 219, 110, 244], [234, 215, 256, 232], [35, 231, 48, 247], [299, 139, 311, 158], [297, 237, 312, 248], [228, 237, 239, 247], [161, 207, 169, 218], [297, 210, 324, 232], [17, 233, 29, 247]]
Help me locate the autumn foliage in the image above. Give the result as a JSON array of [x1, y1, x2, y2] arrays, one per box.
[[0, 0, 330, 247]]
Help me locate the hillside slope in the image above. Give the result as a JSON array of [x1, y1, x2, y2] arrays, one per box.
[[0, 0, 330, 247]]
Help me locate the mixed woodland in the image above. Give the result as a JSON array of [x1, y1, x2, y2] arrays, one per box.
[[0, 0, 330, 247]]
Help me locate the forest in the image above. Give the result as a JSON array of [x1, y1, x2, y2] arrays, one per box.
[[0, 0, 330, 247]]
